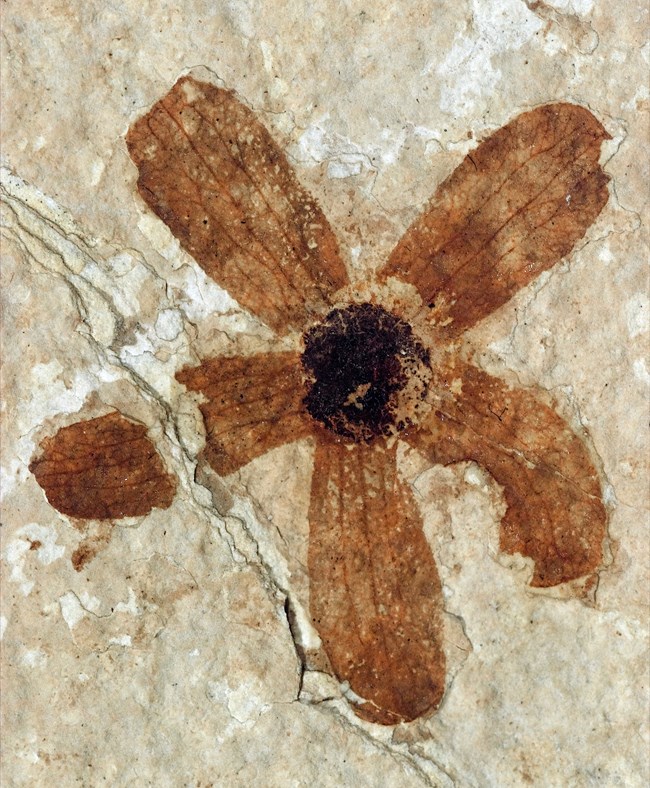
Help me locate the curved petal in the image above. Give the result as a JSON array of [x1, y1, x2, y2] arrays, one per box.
[[406, 357, 606, 587], [29, 412, 176, 519], [309, 434, 445, 724], [126, 76, 348, 335], [381, 103, 610, 338], [176, 352, 313, 476]]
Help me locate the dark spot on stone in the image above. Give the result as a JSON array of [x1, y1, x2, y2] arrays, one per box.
[[70, 522, 113, 571], [301, 303, 431, 442], [71, 542, 97, 572]]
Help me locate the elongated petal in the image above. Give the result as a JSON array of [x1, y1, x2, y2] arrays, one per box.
[[381, 103, 610, 337], [407, 358, 606, 587], [309, 435, 445, 724], [29, 413, 176, 519], [126, 76, 348, 335], [176, 352, 312, 475]]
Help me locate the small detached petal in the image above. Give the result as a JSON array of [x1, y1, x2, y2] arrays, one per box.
[[29, 412, 176, 520]]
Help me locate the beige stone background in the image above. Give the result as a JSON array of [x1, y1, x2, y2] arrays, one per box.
[[1, 1, 649, 785]]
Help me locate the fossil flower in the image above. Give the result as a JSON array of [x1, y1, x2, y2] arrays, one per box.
[[31, 76, 610, 725]]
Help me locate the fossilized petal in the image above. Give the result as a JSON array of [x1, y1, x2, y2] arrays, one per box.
[[126, 76, 348, 335], [381, 103, 611, 337], [407, 357, 606, 587], [176, 352, 313, 476], [29, 412, 176, 519], [309, 434, 445, 724]]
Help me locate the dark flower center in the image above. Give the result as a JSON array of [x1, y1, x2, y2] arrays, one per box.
[[301, 303, 432, 442]]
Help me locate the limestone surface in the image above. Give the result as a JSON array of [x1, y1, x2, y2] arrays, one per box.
[[2, 1, 648, 785]]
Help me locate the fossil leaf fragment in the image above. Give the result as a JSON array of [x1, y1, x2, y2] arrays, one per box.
[[309, 435, 445, 724], [126, 75, 349, 335], [29, 412, 176, 519], [381, 103, 611, 337]]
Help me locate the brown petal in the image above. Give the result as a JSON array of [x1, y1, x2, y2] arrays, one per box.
[[176, 352, 313, 476], [381, 103, 610, 337], [126, 76, 348, 335], [309, 434, 445, 724], [406, 357, 606, 587], [29, 412, 176, 519]]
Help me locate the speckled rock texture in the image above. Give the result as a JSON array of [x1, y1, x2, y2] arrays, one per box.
[[1, 1, 648, 785]]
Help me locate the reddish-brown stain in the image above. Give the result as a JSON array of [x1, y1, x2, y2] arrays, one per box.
[[71, 541, 98, 571], [71, 523, 113, 572], [126, 76, 348, 334], [30, 77, 611, 726], [381, 103, 611, 338], [29, 412, 176, 519]]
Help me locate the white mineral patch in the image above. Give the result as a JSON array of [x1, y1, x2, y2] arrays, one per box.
[[22, 649, 48, 668], [90, 158, 105, 187], [433, 0, 543, 117], [108, 634, 133, 647], [113, 587, 140, 616], [227, 681, 270, 723], [59, 592, 85, 630], [626, 293, 649, 338], [137, 213, 182, 261], [547, 0, 595, 14], [27, 364, 99, 428], [154, 308, 184, 341], [177, 265, 239, 320], [633, 358, 650, 385], [298, 122, 371, 177], [5, 523, 65, 596]]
